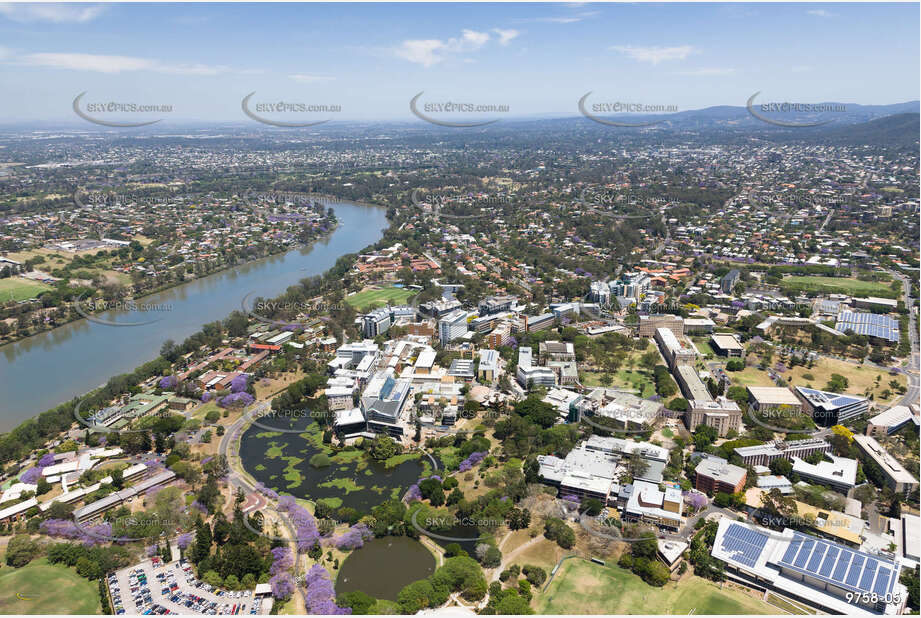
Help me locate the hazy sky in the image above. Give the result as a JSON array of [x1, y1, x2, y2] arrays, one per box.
[[0, 2, 918, 123]]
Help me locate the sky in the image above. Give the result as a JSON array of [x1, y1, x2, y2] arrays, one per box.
[[0, 1, 918, 124]]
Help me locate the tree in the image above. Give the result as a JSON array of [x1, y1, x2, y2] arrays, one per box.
[[5, 535, 39, 567], [76, 556, 103, 580], [668, 397, 689, 412], [522, 565, 546, 587], [368, 435, 401, 461], [769, 457, 793, 477], [693, 424, 719, 450], [337, 590, 375, 615], [543, 518, 575, 549]]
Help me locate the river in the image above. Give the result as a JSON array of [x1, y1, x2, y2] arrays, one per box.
[[0, 200, 388, 432]]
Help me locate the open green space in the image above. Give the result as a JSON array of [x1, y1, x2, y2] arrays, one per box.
[[0, 558, 101, 615], [781, 275, 896, 298], [535, 559, 773, 615], [581, 369, 655, 396], [0, 278, 52, 302], [345, 287, 415, 310]]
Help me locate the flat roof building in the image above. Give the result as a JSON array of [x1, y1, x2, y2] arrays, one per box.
[[694, 456, 747, 495], [710, 334, 745, 357], [853, 435, 919, 495], [795, 386, 868, 426], [711, 519, 906, 615], [686, 397, 742, 437], [747, 386, 803, 413], [866, 405, 917, 437], [791, 455, 858, 493]]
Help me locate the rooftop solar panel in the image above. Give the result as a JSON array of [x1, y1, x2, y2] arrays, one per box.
[[859, 560, 878, 591], [721, 523, 768, 568], [819, 546, 839, 577], [832, 550, 852, 582], [794, 538, 814, 568], [874, 567, 891, 597], [807, 542, 826, 572], [846, 555, 865, 587], [782, 535, 802, 564]]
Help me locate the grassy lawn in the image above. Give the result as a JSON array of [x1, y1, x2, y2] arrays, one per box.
[[345, 287, 415, 311], [581, 369, 655, 396], [0, 278, 51, 302], [692, 337, 716, 358], [728, 357, 905, 404], [535, 559, 774, 615], [781, 275, 896, 298], [0, 558, 101, 615]]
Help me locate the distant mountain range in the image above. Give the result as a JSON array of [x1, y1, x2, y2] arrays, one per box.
[[563, 99, 918, 129], [2, 101, 918, 149]]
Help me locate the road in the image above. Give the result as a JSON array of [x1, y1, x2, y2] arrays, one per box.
[[889, 270, 920, 409]]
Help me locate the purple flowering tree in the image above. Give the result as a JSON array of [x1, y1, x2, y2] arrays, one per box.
[[302, 564, 350, 614], [229, 374, 249, 394], [38, 453, 56, 467], [683, 491, 708, 511], [269, 572, 295, 601], [277, 495, 320, 551], [218, 392, 254, 409], [270, 546, 295, 575], [21, 467, 42, 484], [177, 532, 194, 550], [159, 375, 179, 390], [330, 524, 373, 551], [458, 451, 487, 473]]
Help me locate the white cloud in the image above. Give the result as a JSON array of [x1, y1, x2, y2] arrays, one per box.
[[611, 45, 696, 64], [0, 3, 105, 23], [493, 28, 520, 46], [394, 39, 447, 67], [288, 74, 336, 83], [677, 67, 735, 76], [21, 52, 231, 75], [517, 10, 599, 24], [393, 29, 495, 66], [807, 10, 834, 18]]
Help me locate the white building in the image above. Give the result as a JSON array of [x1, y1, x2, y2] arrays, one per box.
[[438, 309, 468, 345]]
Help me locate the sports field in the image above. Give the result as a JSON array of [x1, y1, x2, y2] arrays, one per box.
[[345, 287, 415, 310], [0, 278, 51, 302], [535, 559, 774, 615], [781, 275, 897, 298], [0, 558, 101, 614]]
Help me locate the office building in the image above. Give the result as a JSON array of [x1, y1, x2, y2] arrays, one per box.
[[853, 435, 919, 495], [795, 386, 869, 426], [686, 397, 742, 437], [710, 334, 745, 357], [694, 456, 747, 495], [655, 327, 695, 368], [711, 519, 907, 615], [638, 314, 684, 337], [516, 347, 556, 389], [438, 309, 468, 344], [477, 349, 499, 382]]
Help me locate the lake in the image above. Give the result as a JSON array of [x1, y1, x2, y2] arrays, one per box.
[[335, 536, 436, 602], [239, 416, 426, 512], [0, 200, 388, 432]]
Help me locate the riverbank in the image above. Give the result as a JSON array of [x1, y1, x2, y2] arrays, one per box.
[[0, 221, 338, 350], [0, 199, 390, 433]]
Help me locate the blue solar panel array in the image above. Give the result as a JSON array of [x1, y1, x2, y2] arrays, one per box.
[[777, 531, 897, 597], [720, 523, 769, 568], [836, 311, 900, 343]]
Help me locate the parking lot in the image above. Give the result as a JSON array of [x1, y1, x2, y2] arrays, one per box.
[[107, 557, 271, 615]]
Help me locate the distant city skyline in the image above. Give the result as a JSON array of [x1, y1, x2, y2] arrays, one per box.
[[0, 2, 918, 123]]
